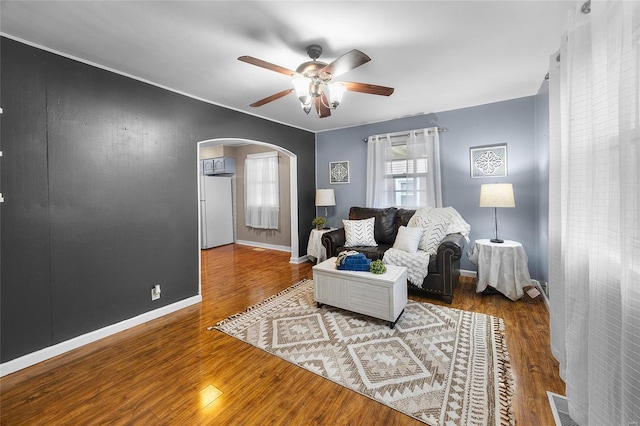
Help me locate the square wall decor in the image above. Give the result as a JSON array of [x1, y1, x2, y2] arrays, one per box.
[[470, 144, 507, 178], [329, 161, 350, 184]]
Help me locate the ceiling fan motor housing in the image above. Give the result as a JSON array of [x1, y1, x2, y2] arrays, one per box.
[[297, 44, 332, 85], [296, 46, 329, 100], [295, 61, 328, 79]]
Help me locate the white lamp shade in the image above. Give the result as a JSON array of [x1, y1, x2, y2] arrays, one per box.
[[479, 183, 515, 208], [315, 189, 336, 207], [328, 83, 346, 108], [292, 77, 312, 105]]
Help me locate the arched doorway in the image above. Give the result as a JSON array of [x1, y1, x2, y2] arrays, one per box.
[[196, 138, 299, 292]]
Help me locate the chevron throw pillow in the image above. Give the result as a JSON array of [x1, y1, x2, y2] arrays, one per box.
[[343, 217, 377, 247], [407, 207, 449, 255], [419, 220, 448, 254]]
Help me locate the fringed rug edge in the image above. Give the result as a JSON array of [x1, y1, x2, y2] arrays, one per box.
[[494, 317, 516, 426]]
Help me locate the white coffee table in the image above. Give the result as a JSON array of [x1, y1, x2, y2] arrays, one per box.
[[312, 257, 408, 328]]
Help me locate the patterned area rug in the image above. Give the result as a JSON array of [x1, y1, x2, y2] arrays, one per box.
[[214, 280, 515, 425]]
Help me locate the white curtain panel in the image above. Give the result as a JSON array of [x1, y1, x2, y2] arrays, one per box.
[[365, 133, 391, 208], [365, 127, 442, 208], [548, 1, 640, 424], [420, 128, 442, 208], [244, 151, 279, 229]]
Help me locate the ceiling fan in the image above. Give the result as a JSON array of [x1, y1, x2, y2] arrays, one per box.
[[238, 45, 394, 118]]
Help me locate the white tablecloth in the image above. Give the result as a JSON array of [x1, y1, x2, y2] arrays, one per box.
[[468, 239, 531, 301], [307, 228, 335, 263]]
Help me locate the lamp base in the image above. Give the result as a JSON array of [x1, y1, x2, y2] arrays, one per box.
[[490, 238, 504, 243]]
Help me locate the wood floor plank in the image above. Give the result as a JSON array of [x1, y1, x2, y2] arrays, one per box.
[[1, 244, 564, 424]]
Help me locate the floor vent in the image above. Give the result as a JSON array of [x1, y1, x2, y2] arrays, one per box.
[[547, 391, 579, 426]]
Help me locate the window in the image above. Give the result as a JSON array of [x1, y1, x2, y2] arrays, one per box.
[[244, 152, 279, 229], [386, 142, 429, 207], [366, 128, 441, 208]]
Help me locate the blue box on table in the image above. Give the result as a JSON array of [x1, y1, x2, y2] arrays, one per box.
[[336, 253, 371, 271]]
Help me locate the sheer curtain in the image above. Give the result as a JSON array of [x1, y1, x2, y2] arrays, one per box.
[[244, 151, 279, 229], [548, 1, 640, 424], [366, 127, 441, 208]]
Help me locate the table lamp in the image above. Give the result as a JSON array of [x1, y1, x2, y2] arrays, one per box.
[[479, 183, 515, 243], [315, 189, 335, 228]]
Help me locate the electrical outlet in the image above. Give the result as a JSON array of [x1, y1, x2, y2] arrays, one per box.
[[151, 284, 161, 301]]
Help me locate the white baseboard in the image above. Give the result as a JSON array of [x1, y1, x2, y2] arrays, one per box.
[[235, 240, 291, 253], [290, 255, 310, 264], [0, 295, 202, 377], [460, 269, 477, 278]]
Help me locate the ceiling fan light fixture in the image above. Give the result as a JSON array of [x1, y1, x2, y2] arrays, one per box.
[[292, 77, 312, 105], [328, 82, 346, 109]]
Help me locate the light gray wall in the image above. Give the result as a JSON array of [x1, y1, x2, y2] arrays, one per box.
[[316, 96, 541, 276]]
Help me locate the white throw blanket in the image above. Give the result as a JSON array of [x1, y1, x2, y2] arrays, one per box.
[[383, 248, 430, 285], [384, 207, 471, 286], [408, 206, 471, 243]]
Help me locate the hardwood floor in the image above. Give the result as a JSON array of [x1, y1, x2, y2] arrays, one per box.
[[1, 244, 564, 425]]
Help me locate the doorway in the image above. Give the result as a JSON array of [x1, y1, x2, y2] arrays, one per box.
[[196, 138, 299, 293]]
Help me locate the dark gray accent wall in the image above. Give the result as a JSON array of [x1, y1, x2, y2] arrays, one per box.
[[316, 97, 541, 276], [0, 37, 316, 362]]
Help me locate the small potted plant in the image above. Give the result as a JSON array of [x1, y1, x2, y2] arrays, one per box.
[[370, 259, 387, 274], [312, 216, 327, 230]]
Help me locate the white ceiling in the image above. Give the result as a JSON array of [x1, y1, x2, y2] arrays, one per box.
[[0, 1, 573, 133]]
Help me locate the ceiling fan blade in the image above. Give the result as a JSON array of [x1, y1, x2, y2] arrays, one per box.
[[341, 81, 395, 96], [249, 89, 294, 107], [320, 49, 371, 78], [314, 94, 331, 118], [238, 56, 300, 77]]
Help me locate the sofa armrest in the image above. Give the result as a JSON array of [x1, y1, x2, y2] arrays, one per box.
[[417, 233, 466, 303], [435, 233, 465, 301], [321, 228, 346, 259], [436, 233, 465, 261]]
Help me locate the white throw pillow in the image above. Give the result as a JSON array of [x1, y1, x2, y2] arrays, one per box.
[[392, 226, 424, 254], [343, 217, 377, 247]]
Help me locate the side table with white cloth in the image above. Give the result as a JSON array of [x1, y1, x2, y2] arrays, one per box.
[[468, 239, 531, 301], [307, 228, 336, 263]]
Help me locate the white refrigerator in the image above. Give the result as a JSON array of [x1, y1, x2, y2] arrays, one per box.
[[200, 175, 234, 249]]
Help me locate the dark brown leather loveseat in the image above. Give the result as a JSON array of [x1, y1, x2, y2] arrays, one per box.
[[321, 206, 466, 303]]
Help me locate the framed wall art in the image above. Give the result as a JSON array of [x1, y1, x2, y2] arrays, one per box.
[[470, 144, 508, 178], [329, 161, 350, 184]]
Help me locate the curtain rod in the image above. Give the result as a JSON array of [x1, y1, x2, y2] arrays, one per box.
[[363, 127, 448, 142]]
